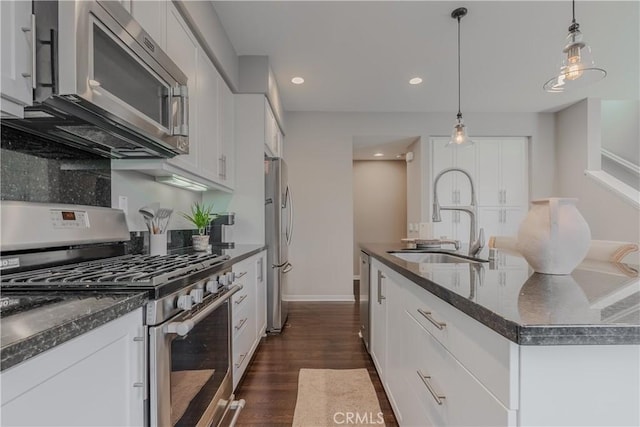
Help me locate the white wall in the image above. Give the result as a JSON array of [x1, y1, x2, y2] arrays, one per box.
[[110, 170, 202, 232], [284, 111, 555, 300], [353, 160, 407, 275], [555, 99, 640, 241], [601, 100, 640, 164]]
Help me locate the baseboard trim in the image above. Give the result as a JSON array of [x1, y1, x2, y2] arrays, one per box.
[[284, 295, 356, 302]]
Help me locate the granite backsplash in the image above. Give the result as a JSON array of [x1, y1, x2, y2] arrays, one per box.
[[1, 126, 111, 207]]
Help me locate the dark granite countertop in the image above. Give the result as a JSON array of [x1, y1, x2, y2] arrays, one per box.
[[0, 291, 148, 371], [361, 243, 640, 345], [0, 244, 266, 371]]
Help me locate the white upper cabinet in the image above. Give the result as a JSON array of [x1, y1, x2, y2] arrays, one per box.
[[476, 138, 527, 207], [129, 0, 166, 49], [1, 0, 33, 118], [196, 48, 220, 182], [431, 137, 528, 242], [218, 75, 235, 188], [166, 4, 199, 174], [432, 139, 477, 207], [112, 2, 235, 192]]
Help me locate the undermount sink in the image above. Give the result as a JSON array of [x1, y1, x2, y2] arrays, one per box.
[[387, 251, 487, 264]]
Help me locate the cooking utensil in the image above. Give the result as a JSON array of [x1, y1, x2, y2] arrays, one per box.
[[155, 208, 173, 234], [139, 205, 157, 233]]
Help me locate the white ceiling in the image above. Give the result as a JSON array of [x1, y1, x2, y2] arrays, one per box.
[[213, 1, 639, 115]]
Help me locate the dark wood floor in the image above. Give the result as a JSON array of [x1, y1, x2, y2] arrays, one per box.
[[234, 302, 398, 426]]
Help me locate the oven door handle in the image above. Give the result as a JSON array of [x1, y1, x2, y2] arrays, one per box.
[[165, 284, 242, 337]]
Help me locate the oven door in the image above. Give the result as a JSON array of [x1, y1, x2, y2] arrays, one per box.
[[149, 285, 239, 427]]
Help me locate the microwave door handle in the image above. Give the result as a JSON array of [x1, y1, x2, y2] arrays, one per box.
[[165, 284, 241, 336], [172, 84, 189, 137]]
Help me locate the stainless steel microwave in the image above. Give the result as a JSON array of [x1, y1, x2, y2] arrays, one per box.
[[3, 0, 189, 159]]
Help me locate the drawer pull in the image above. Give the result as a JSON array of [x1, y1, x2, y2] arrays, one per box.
[[235, 353, 247, 368], [417, 308, 446, 330], [417, 370, 445, 405], [234, 294, 248, 305], [235, 271, 248, 279], [235, 317, 248, 330]]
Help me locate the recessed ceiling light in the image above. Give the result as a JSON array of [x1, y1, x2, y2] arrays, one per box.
[[291, 77, 305, 85], [373, 152, 384, 157], [409, 77, 423, 85]]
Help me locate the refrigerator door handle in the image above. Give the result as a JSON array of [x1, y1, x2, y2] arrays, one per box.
[[284, 185, 294, 246]]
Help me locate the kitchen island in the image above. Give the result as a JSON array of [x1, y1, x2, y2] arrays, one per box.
[[361, 242, 639, 426]]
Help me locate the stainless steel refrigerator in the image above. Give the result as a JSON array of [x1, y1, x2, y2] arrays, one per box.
[[265, 157, 293, 333]]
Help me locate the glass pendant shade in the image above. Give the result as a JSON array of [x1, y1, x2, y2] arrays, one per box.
[[447, 116, 473, 147], [543, 20, 606, 92]]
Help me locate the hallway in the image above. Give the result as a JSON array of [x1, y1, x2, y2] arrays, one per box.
[[234, 302, 398, 426]]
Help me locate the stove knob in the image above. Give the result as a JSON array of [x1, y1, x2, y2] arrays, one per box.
[[227, 272, 236, 283], [177, 294, 194, 310], [190, 289, 204, 304], [205, 279, 218, 293], [218, 274, 228, 287]]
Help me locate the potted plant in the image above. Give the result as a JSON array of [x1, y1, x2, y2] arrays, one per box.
[[181, 202, 216, 251]]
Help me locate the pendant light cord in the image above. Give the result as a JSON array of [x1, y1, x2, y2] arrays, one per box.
[[457, 15, 462, 119], [572, 0, 576, 24]]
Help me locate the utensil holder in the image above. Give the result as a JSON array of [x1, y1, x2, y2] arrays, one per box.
[[150, 233, 168, 256]]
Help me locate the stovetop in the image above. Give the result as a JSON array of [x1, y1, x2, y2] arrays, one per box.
[[0, 252, 230, 293]]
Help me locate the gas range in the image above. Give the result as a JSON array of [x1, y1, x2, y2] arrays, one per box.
[[1, 201, 244, 426], [0, 201, 233, 317], [1, 252, 231, 299]]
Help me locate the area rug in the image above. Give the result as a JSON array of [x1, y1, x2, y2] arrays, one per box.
[[292, 368, 385, 427]]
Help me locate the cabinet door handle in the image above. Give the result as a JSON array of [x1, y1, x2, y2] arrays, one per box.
[[377, 270, 386, 304], [133, 333, 147, 397], [503, 189, 507, 204], [235, 317, 248, 330], [234, 294, 248, 305], [219, 157, 225, 178], [235, 353, 247, 368], [21, 14, 36, 88], [417, 308, 446, 330], [417, 370, 446, 405]]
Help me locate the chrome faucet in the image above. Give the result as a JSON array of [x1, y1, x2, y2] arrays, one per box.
[[432, 167, 485, 257]]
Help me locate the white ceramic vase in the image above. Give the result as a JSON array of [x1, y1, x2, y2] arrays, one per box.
[[517, 198, 591, 275], [192, 235, 210, 251]]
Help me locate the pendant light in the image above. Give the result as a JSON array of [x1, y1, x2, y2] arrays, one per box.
[[447, 7, 473, 147], [543, 0, 606, 93]]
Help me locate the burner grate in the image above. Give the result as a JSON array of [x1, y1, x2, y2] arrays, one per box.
[[1, 253, 230, 287]]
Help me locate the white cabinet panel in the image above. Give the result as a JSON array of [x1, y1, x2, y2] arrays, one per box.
[[218, 75, 235, 188], [369, 261, 387, 382], [476, 138, 527, 207], [231, 252, 266, 389], [196, 49, 220, 182], [166, 4, 199, 173], [1, 309, 145, 427], [1, 0, 33, 117], [129, 1, 166, 49]]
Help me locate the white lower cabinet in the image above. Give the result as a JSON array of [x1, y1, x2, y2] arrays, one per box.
[[231, 251, 267, 390], [0, 308, 145, 427], [1, 0, 33, 118], [371, 260, 640, 427]]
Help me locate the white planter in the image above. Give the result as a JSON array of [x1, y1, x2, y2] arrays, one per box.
[[192, 235, 210, 251], [517, 198, 591, 275]]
